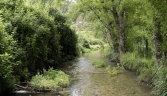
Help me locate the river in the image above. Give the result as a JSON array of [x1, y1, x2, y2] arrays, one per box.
[[11, 51, 154, 96]]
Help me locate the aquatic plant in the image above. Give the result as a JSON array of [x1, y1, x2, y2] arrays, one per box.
[[92, 60, 106, 68], [106, 64, 124, 76]]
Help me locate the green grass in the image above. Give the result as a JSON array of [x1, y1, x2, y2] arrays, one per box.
[[30, 68, 70, 90], [153, 66, 167, 96], [92, 60, 106, 68]]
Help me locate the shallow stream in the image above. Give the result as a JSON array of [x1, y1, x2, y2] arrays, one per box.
[[12, 51, 154, 96]]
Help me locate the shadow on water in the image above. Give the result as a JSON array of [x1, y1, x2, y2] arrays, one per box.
[[10, 51, 155, 96]]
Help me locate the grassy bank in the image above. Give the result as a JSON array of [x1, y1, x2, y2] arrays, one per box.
[[121, 52, 167, 95], [101, 46, 165, 95]]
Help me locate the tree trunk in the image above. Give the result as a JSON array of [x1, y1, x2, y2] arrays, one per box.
[[119, 10, 125, 55], [112, 7, 125, 64], [104, 28, 113, 50], [153, 32, 159, 65], [153, 20, 162, 66], [145, 38, 149, 57]]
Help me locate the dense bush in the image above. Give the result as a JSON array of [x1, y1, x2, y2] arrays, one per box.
[[0, 17, 17, 92], [0, 0, 78, 71]]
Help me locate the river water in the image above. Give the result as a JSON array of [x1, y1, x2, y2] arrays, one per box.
[[11, 51, 155, 96]]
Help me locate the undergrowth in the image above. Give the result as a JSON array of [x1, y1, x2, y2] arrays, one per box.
[[122, 52, 156, 83], [153, 66, 167, 96], [102, 45, 119, 62], [30, 68, 70, 90], [121, 52, 167, 95]]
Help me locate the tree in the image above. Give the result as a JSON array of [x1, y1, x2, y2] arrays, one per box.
[[68, 0, 153, 63]]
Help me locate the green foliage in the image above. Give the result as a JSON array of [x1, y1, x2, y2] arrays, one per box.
[[102, 44, 119, 62], [68, 0, 167, 95], [1, 0, 167, 95], [153, 66, 167, 96], [106, 66, 115, 76], [0, 0, 78, 93], [0, 17, 23, 93], [83, 39, 90, 48], [122, 52, 139, 71], [122, 53, 155, 70], [0, 53, 17, 92], [92, 60, 105, 68], [122, 52, 157, 83], [121, 53, 167, 95], [30, 68, 70, 90], [76, 31, 104, 54], [138, 65, 157, 83], [0, 0, 78, 71], [59, 26, 78, 58]]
